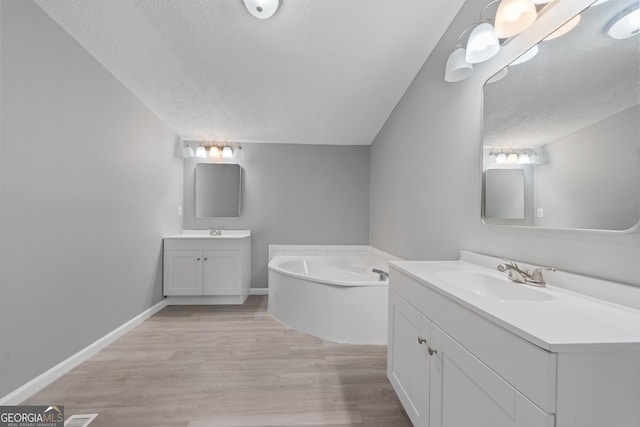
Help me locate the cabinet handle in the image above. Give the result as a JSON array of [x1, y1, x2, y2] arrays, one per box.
[[417, 336, 427, 344], [428, 347, 438, 356]]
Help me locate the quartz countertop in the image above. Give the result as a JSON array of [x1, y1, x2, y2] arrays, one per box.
[[390, 258, 640, 353], [164, 229, 251, 239]]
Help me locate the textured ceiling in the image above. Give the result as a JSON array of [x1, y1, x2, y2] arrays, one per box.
[[483, 0, 640, 149], [34, 0, 466, 145]]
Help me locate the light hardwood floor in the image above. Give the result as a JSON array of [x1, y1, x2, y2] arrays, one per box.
[[24, 296, 411, 426]]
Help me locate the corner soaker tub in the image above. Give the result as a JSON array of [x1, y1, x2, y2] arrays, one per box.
[[267, 255, 389, 345]]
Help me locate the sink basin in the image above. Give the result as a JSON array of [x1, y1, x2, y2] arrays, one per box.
[[436, 271, 553, 302]]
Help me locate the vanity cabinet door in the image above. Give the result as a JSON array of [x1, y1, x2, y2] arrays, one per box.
[[388, 291, 431, 427], [202, 250, 241, 295], [430, 325, 554, 427], [164, 250, 203, 295]]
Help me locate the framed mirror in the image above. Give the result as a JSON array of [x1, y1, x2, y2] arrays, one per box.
[[482, 0, 640, 232], [195, 163, 242, 217]]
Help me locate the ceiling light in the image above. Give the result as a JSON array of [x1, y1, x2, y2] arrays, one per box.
[[466, 22, 501, 64], [511, 44, 539, 65], [605, 3, 640, 40], [544, 14, 581, 40], [242, 0, 280, 20], [487, 67, 509, 84], [445, 47, 474, 82], [495, 0, 538, 38]]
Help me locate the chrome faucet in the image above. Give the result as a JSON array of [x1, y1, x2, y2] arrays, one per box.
[[497, 258, 555, 287], [209, 228, 222, 236], [372, 269, 389, 282]]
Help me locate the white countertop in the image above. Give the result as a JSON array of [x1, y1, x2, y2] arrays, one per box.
[[390, 259, 640, 352], [164, 229, 251, 239]]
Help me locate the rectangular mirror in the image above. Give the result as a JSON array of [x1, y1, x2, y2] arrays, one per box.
[[482, 0, 640, 232], [195, 163, 242, 217]]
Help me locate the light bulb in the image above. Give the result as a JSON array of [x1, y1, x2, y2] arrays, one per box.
[[195, 146, 207, 158], [209, 146, 221, 158], [507, 153, 519, 163], [530, 152, 540, 164], [496, 153, 507, 164], [222, 146, 234, 159], [466, 22, 500, 64], [183, 145, 195, 158], [495, 0, 538, 39], [518, 153, 530, 164], [445, 48, 473, 82]]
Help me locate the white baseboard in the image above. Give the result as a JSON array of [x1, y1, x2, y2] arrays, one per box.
[[0, 299, 168, 405], [250, 288, 268, 295]]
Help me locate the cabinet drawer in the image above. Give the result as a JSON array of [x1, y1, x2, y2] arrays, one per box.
[[391, 267, 557, 413]]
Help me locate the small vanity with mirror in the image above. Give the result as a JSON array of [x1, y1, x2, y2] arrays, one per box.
[[164, 162, 250, 304]]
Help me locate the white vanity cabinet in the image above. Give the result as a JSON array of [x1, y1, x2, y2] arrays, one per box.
[[163, 231, 251, 304], [388, 258, 640, 427], [389, 289, 552, 427]]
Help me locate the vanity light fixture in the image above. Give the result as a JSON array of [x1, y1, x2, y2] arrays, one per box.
[[489, 149, 539, 165], [605, 3, 640, 40], [544, 14, 581, 40], [183, 142, 242, 160], [495, 0, 538, 38], [242, 0, 280, 19]]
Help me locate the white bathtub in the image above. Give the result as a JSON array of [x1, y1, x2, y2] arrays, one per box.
[[268, 255, 389, 345]]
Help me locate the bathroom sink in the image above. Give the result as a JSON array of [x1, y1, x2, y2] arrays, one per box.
[[436, 271, 553, 302]]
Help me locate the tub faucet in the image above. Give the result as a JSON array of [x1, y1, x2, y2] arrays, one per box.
[[372, 269, 389, 282], [209, 228, 222, 236], [497, 258, 555, 287]]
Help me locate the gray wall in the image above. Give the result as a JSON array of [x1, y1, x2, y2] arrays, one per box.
[[0, 0, 183, 398], [370, 0, 640, 287], [534, 106, 640, 230], [183, 143, 370, 288]]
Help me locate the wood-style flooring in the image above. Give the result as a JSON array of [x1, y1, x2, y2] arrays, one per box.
[[24, 296, 411, 426]]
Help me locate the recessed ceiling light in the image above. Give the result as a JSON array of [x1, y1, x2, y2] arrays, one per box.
[[605, 3, 640, 40]]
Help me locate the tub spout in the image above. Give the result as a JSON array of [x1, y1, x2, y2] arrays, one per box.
[[372, 269, 389, 281]]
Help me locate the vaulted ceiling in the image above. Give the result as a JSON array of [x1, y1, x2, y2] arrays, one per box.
[[35, 0, 466, 145]]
